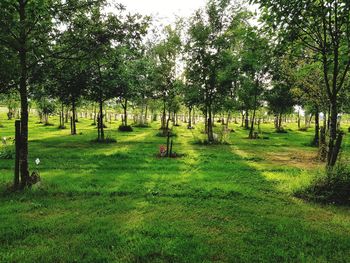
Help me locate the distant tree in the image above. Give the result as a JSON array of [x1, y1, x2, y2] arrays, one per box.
[[153, 25, 182, 134], [267, 56, 296, 131], [239, 27, 270, 139]]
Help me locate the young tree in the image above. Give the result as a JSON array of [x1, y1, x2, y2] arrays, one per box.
[[240, 28, 270, 138], [153, 25, 182, 134]]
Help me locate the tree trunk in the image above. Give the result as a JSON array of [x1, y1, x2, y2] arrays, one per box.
[[188, 107, 192, 129], [19, 0, 29, 188], [327, 100, 340, 167], [313, 107, 320, 147], [60, 103, 64, 128], [123, 99, 128, 127], [207, 104, 214, 142], [161, 99, 166, 130], [226, 112, 231, 129], [204, 107, 208, 134], [99, 99, 104, 141], [249, 87, 258, 139], [278, 113, 282, 129], [71, 101, 77, 135], [145, 105, 148, 124], [244, 110, 249, 129], [249, 108, 257, 139], [192, 108, 196, 125]]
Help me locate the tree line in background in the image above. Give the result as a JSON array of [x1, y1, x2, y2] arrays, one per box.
[[1, 0, 350, 189]]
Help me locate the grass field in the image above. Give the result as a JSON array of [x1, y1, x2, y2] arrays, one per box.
[[0, 112, 350, 262]]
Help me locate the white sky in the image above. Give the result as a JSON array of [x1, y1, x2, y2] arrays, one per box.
[[113, 0, 207, 24]]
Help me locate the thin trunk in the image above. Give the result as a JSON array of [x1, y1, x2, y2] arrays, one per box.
[[207, 104, 214, 142], [314, 108, 320, 147], [145, 105, 148, 124], [188, 107, 192, 129], [244, 110, 249, 129], [19, 0, 29, 187], [161, 99, 166, 130], [204, 107, 208, 134], [71, 101, 77, 135], [278, 113, 282, 129], [99, 99, 104, 141], [249, 87, 258, 139], [123, 99, 128, 127], [327, 99, 339, 166]]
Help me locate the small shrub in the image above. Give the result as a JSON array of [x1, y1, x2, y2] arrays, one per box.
[[118, 125, 133, 132], [275, 127, 288, 133], [298, 127, 308, 132], [0, 137, 15, 160], [58, 125, 66, 129], [44, 123, 54, 126], [294, 164, 350, 204], [0, 145, 15, 159], [91, 136, 117, 144]]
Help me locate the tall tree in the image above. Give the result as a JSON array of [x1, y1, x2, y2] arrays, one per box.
[[252, 0, 350, 166]]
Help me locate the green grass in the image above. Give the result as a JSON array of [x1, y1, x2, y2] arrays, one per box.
[[1, 112, 350, 262]]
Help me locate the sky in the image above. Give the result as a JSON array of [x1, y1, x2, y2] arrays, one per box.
[[114, 0, 207, 24]]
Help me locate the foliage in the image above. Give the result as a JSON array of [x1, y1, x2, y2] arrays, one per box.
[[295, 164, 350, 205], [118, 125, 133, 132], [0, 137, 14, 159]]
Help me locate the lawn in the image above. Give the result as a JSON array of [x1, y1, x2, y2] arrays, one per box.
[[0, 112, 350, 262]]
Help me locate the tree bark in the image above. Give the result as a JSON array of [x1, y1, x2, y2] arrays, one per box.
[[71, 100, 77, 135], [313, 107, 320, 147], [327, 99, 339, 166], [207, 104, 214, 142], [244, 110, 249, 129], [123, 99, 128, 127], [19, 0, 29, 188], [161, 99, 166, 130], [99, 99, 104, 141], [188, 107, 192, 129]]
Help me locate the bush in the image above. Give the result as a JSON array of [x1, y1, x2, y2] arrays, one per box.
[[118, 125, 133, 132], [275, 127, 288, 133], [0, 145, 15, 159], [294, 164, 350, 204], [44, 123, 54, 126], [298, 127, 308, 132]]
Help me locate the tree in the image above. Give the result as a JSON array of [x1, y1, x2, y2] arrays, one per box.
[[252, 0, 350, 166], [0, 0, 103, 188], [267, 56, 296, 131], [153, 25, 182, 134], [239, 27, 270, 138]]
